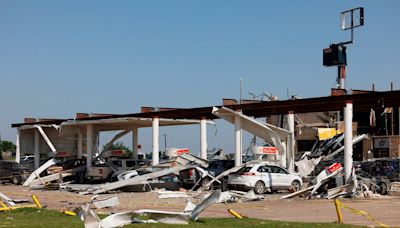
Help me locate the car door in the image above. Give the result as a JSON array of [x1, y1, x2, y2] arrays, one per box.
[[267, 165, 283, 187], [257, 165, 271, 188], [272, 166, 292, 187]]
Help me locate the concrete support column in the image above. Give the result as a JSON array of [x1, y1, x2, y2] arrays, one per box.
[[132, 127, 138, 160], [287, 111, 295, 172], [152, 117, 159, 166], [344, 101, 353, 183], [15, 129, 21, 163], [86, 124, 93, 170], [234, 114, 242, 167], [34, 129, 40, 169], [77, 131, 83, 159], [200, 118, 207, 159]]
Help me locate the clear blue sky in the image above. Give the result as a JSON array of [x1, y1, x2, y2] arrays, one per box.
[[1, 1, 399, 153]]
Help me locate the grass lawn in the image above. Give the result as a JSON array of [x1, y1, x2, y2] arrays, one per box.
[[0, 208, 363, 228]]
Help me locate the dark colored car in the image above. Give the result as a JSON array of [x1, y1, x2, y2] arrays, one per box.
[[0, 160, 32, 184], [356, 170, 390, 195], [179, 160, 235, 190]]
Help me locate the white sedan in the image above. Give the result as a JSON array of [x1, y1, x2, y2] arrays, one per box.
[[228, 164, 302, 194]]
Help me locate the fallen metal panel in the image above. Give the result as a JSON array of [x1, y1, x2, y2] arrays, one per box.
[[0, 192, 16, 207], [23, 158, 58, 186], [323, 134, 367, 160], [35, 125, 57, 153], [175, 153, 209, 168], [29, 166, 85, 186], [158, 191, 190, 199], [310, 167, 343, 195], [78, 204, 101, 228], [212, 107, 289, 160], [83, 165, 194, 194], [92, 195, 120, 209], [206, 164, 245, 188], [327, 184, 350, 199], [135, 209, 190, 225], [100, 212, 136, 228], [281, 185, 316, 199], [190, 189, 223, 221]]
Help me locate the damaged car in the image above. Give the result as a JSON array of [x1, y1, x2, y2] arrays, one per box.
[[228, 163, 303, 194], [0, 160, 32, 184]]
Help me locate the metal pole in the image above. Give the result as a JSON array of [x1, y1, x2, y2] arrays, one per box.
[[152, 117, 159, 166], [34, 129, 40, 169], [77, 131, 82, 159], [234, 114, 242, 166], [287, 111, 295, 172], [86, 124, 93, 170], [344, 101, 353, 183], [338, 65, 346, 90], [132, 128, 138, 160], [15, 129, 21, 163], [200, 118, 207, 159]]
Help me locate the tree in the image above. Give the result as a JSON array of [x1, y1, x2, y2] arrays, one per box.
[[102, 141, 132, 153], [0, 140, 16, 152], [102, 141, 132, 157]]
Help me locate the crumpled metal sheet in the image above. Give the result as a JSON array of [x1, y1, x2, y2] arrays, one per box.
[[78, 204, 101, 228], [92, 195, 120, 209], [135, 209, 190, 225], [100, 212, 137, 228], [190, 189, 223, 221]]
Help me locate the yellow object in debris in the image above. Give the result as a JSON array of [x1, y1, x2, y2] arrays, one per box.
[[318, 128, 338, 140], [0, 204, 38, 211], [334, 199, 388, 227], [31, 195, 42, 208], [61, 210, 77, 216], [228, 209, 243, 219], [334, 199, 343, 224], [0, 201, 8, 209]]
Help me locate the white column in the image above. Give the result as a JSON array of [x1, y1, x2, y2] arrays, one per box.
[[234, 114, 242, 166], [77, 131, 83, 159], [200, 118, 207, 159], [287, 112, 295, 172], [152, 117, 159, 166], [15, 129, 21, 163], [86, 124, 93, 169], [34, 129, 40, 169], [344, 101, 353, 183], [132, 127, 138, 160]]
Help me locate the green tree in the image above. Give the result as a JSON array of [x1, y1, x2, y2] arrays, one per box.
[[102, 141, 132, 153], [0, 140, 16, 152]]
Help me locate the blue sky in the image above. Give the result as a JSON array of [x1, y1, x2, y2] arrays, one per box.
[[0, 1, 399, 154]]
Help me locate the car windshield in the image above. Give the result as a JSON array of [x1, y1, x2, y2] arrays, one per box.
[[236, 166, 252, 174]]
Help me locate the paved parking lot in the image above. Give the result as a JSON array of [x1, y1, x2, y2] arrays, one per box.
[[1, 184, 399, 227]]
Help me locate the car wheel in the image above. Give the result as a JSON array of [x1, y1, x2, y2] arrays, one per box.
[[254, 181, 266, 194], [12, 176, 21, 185], [291, 180, 301, 192], [378, 183, 388, 195], [200, 178, 212, 191]]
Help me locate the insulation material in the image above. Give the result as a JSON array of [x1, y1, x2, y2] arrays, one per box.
[[295, 157, 322, 177]]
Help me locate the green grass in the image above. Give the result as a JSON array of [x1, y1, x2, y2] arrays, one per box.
[[0, 208, 362, 228]]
